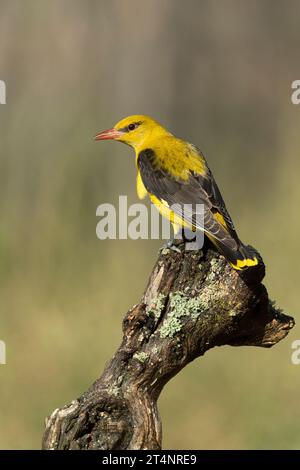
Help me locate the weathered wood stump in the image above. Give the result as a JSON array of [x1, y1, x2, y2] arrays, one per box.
[[42, 242, 294, 450]]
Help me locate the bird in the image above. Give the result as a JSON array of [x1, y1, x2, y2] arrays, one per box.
[[94, 115, 258, 270]]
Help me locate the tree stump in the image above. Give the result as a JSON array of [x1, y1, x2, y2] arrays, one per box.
[[42, 243, 294, 450]]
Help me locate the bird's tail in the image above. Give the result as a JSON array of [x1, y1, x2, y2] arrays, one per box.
[[208, 236, 259, 271]]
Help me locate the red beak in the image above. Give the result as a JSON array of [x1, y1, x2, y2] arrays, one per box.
[[94, 128, 124, 141]]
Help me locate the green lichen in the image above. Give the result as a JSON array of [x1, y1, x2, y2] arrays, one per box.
[[160, 316, 182, 338], [147, 293, 166, 319], [210, 257, 219, 268], [228, 310, 238, 317], [159, 291, 207, 338], [133, 351, 149, 363], [207, 257, 222, 279], [160, 248, 170, 255], [206, 271, 216, 282], [188, 297, 206, 319], [108, 384, 119, 397]]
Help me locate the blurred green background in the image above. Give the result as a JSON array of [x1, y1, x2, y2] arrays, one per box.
[[0, 0, 299, 450]]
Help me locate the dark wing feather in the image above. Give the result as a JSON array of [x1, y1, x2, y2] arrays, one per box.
[[137, 148, 240, 250], [199, 166, 237, 235]]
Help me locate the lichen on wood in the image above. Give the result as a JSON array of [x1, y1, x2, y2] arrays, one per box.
[[42, 242, 294, 450]]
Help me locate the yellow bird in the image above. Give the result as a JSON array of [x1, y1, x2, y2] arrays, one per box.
[[95, 115, 258, 270]]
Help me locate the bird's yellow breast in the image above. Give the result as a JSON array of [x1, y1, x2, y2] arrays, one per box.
[[135, 135, 206, 181]]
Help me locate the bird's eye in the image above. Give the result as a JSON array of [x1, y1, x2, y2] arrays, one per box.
[[128, 123, 136, 131]]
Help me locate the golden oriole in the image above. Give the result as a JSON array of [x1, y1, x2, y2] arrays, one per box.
[[95, 115, 258, 270]]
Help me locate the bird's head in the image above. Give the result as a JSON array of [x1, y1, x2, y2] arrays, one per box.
[[94, 115, 170, 151]]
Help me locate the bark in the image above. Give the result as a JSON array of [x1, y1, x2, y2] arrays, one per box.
[[42, 243, 294, 450]]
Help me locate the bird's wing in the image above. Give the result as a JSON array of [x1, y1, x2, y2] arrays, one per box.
[[137, 148, 240, 250]]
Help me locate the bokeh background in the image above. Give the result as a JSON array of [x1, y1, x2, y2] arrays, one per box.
[[0, 0, 299, 450]]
